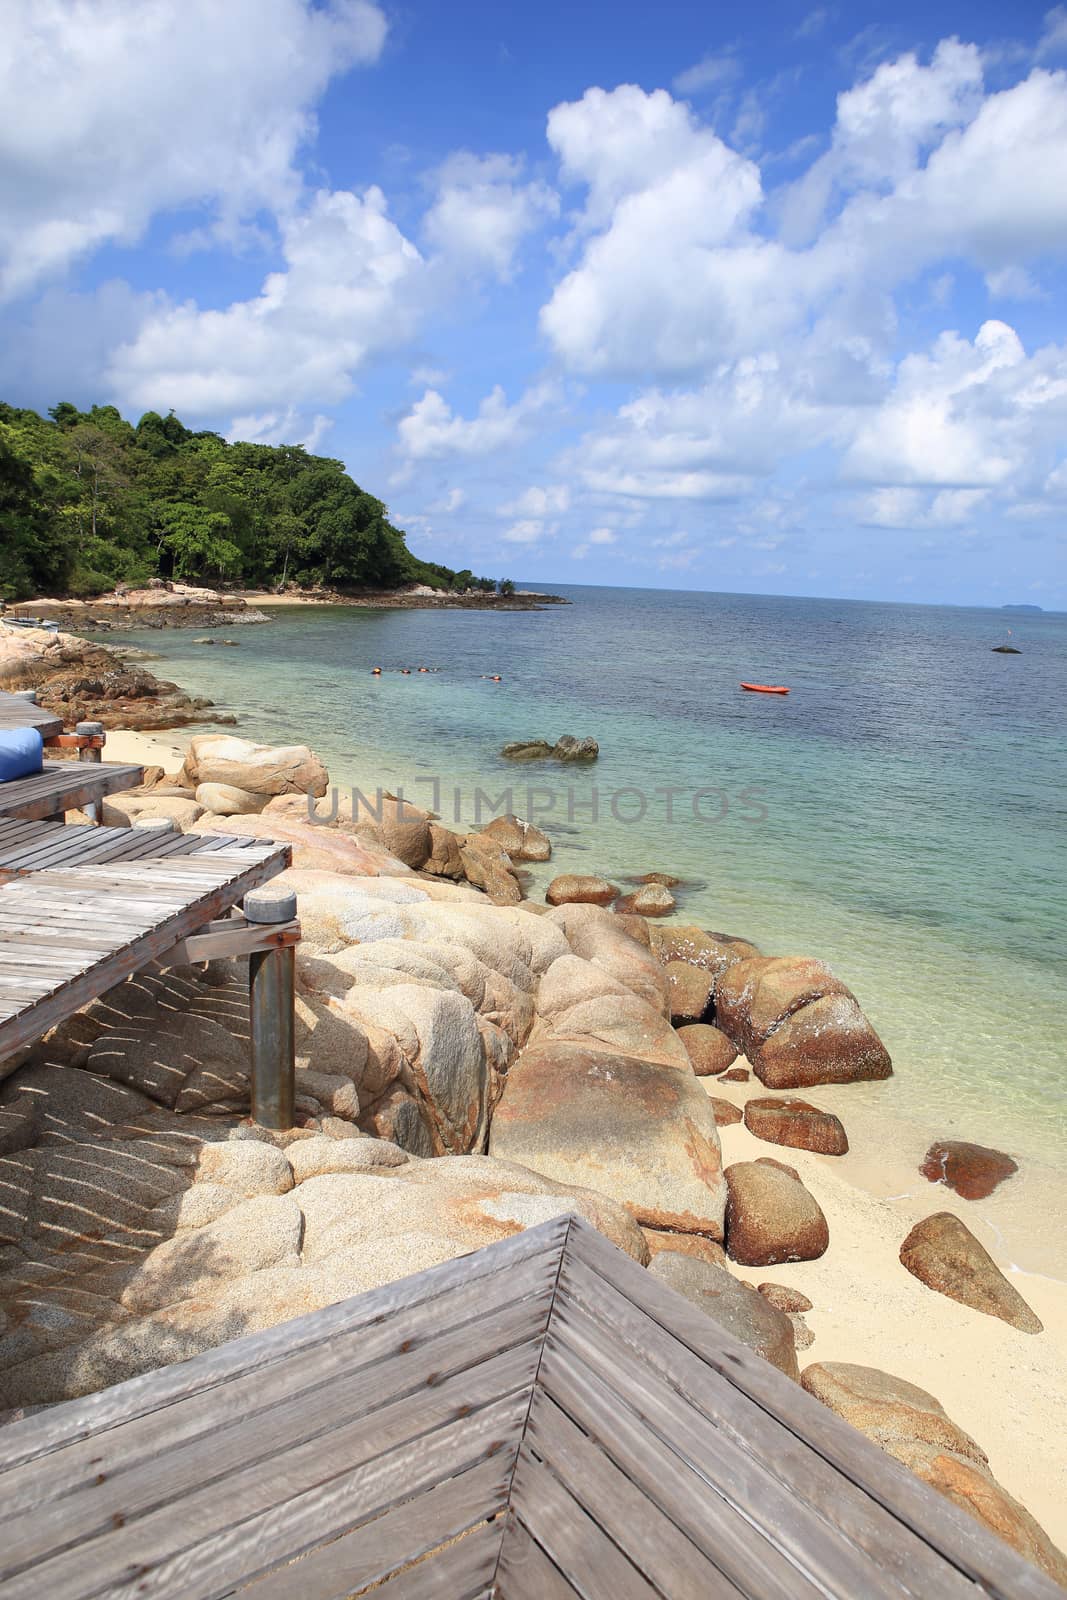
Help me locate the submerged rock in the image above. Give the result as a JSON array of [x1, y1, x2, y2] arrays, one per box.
[[920, 1140, 1018, 1201], [614, 883, 675, 917], [899, 1212, 1042, 1333], [501, 735, 599, 761]]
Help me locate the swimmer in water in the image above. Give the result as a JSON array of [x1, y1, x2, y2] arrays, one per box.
[[371, 667, 382, 676], [400, 668, 412, 675]]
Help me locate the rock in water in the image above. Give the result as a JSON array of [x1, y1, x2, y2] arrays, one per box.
[[665, 961, 715, 1023], [552, 735, 599, 761], [899, 1213, 1042, 1333], [716, 955, 891, 1088], [676, 1023, 737, 1075], [743, 1097, 849, 1155], [648, 1251, 799, 1379], [724, 1160, 829, 1265], [545, 874, 619, 907], [801, 1363, 1067, 1587], [489, 1041, 727, 1237], [920, 1140, 1018, 1200], [614, 883, 676, 917], [478, 813, 552, 861]]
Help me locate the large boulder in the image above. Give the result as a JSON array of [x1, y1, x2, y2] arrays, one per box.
[[459, 833, 523, 904], [533, 954, 690, 1070], [651, 925, 761, 991], [801, 1364, 1067, 1588], [716, 956, 891, 1088], [478, 814, 552, 862], [546, 874, 619, 908], [899, 1213, 1042, 1333], [648, 1251, 799, 1379], [724, 1160, 829, 1266], [349, 793, 434, 869], [191, 813, 414, 877], [424, 823, 466, 879], [743, 1097, 849, 1156], [489, 1041, 727, 1237], [179, 734, 328, 797], [545, 903, 670, 1016], [919, 1140, 1018, 1201]]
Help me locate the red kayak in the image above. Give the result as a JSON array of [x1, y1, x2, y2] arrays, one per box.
[[741, 682, 790, 695]]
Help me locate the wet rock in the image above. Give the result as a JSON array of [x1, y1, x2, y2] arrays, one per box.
[[801, 1363, 1067, 1587], [899, 1213, 1042, 1333], [490, 1041, 727, 1237], [501, 740, 554, 760], [716, 955, 892, 1088], [743, 1097, 849, 1156], [635, 872, 683, 887], [479, 814, 553, 862], [545, 874, 619, 908], [676, 1023, 737, 1076], [665, 960, 714, 1023], [648, 1250, 800, 1379], [709, 1097, 743, 1127], [553, 735, 599, 761], [725, 1160, 829, 1266], [758, 1283, 813, 1314], [920, 1140, 1018, 1201], [613, 883, 675, 917]]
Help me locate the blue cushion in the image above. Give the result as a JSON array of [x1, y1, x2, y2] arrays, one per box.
[[0, 728, 44, 782]]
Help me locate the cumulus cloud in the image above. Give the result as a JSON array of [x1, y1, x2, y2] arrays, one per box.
[[108, 187, 424, 415], [498, 484, 571, 516], [0, 0, 387, 300], [422, 153, 558, 280], [228, 408, 333, 453], [396, 382, 558, 462]]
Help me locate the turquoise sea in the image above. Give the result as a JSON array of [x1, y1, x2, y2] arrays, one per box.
[[116, 586, 1067, 1261]]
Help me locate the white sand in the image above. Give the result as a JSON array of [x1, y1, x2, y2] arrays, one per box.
[[102, 726, 192, 774], [707, 1071, 1067, 1548]]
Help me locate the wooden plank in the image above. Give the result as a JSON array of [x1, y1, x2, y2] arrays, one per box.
[[494, 1517, 580, 1599], [544, 1299, 879, 1600], [0, 763, 144, 822], [0, 691, 64, 739], [524, 1388, 748, 1599], [0, 1217, 570, 1474], [557, 1260, 975, 1599], [510, 1447, 662, 1600], [235, 1455, 509, 1600], [0, 1298, 549, 1573], [565, 1221, 1060, 1600], [6, 1389, 530, 1600], [358, 1520, 501, 1600]]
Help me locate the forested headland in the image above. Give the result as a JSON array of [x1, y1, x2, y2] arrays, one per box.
[[0, 402, 500, 602]]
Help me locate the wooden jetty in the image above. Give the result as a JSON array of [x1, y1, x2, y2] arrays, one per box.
[[0, 1214, 1056, 1599]]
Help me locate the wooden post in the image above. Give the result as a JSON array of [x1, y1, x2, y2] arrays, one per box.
[[245, 886, 296, 1130]]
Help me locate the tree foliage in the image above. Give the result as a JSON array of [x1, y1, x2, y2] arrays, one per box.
[[0, 401, 490, 601]]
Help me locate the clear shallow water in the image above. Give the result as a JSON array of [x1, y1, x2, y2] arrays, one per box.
[[117, 587, 1067, 1203]]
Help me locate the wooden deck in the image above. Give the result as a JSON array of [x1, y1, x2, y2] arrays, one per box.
[[0, 689, 63, 740], [0, 845, 290, 1058], [0, 759, 145, 822], [0, 1214, 1056, 1599], [0, 816, 278, 876]]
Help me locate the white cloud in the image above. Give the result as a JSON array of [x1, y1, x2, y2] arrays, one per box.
[[1037, 6, 1067, 58], [985, 265, 1044, 300], [499, 484, 571, 517], [427, 487, 466, 513], [672, 54, 741, 96], [228, 408, 333, 453], [588, 526, 616, 544], [396, 382, 558, 462], [0, 0, 387, 300], [108, 187, 424, 414], [502, 519, 545, 544], [422, 153, 558, 280]]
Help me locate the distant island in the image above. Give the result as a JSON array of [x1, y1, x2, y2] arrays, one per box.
[[1001, 604, 1043, 612], [0, 399, 507, 604]]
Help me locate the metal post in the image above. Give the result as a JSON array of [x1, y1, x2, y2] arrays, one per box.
[[245, 886, 297, 1130]]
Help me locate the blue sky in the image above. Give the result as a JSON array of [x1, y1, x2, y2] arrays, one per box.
[[3, 0, 1067, 606]]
